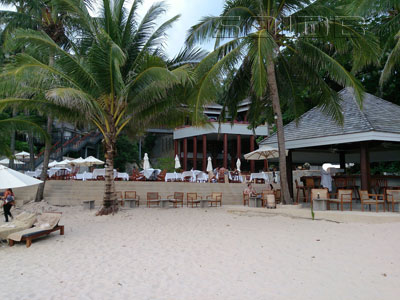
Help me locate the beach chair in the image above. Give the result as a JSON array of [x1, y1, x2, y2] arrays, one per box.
[[116, 191, 124, 206], [359, 190, 385, 212], [187, 193, 200, 208], [386, 190, 400, 212], [167, 192, 184, 208], [147, 192, 161, 207], [261, 190, 274, 208], [8, 212, 64, 248], [0, 212, 37, 241], [328, 189, 353, 211], [206, 192, 222, 207], [124, 191, 140, 207]]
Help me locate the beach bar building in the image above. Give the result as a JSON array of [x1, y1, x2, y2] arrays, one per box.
[[259, 88, 400, 195], [173, 102, 269, 172]]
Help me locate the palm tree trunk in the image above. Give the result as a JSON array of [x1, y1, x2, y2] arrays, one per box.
[[266, 58, 292, 204], [35, 115, 53, 202], [28, 130, 35, 171], [9, 108, 17, 169], [97, 119, 117, 215]]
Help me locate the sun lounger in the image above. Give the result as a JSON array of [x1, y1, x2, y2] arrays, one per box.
[[8, 212, 64, 248], [0, 212, 37, 241]]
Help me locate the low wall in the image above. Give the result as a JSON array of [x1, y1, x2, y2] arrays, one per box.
[[14, 181, 266, 206]]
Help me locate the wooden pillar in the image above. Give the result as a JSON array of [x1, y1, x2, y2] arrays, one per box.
[[286, 150, 294, 198], [236, 135, 241, 160], [183, 138, 188, 171], [250, 136, 255, 173], [339, 152, 346, 169], [174, 139, 178, 157], [193, 136, 197, 170], [264, 160, 269, 171], [223, 133, 228, 169], [360, 142, 370, 191], [202, 135, 207, 172]]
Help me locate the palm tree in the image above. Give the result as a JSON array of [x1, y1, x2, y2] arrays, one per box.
[[1, 0, 200, 214], [186, 0, 380, 203], [346, 0, 400, 84]]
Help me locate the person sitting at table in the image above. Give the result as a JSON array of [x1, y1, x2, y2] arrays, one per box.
[[244, 183, 257, 197]]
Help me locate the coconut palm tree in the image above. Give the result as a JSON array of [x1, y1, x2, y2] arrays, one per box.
[[346, 0, 400, 85], [0, 0, 202, 214], [186, 0, 380, 203]]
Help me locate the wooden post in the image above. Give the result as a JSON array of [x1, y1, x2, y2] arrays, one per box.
[[339, 152, 346, 169], [174, 139, 178, 157], [202, 135, 207, 172], [183, 138, 188, 171], [193, 136, 197, 170], [250, 136, 255, 173], [264, 160, 268, 171], [360, 142, 370, 191], [286, 150, 294, 198], [223, 133, 228, 169], [236, 135, 241, 160]]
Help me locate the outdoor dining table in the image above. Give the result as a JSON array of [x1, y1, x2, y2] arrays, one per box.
[[249, 196, 262, 207], [312, 198, 329, 211], [250, 172, 270, 183], [141, 168, 161, 179], [165, 172, 183, 182], [116, 172, 129, 181], [92, 168, 117, 179]]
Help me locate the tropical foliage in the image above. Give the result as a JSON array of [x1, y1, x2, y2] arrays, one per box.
[[185, 0, 380, 203]]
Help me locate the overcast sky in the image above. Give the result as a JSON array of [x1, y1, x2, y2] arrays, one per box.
[[1, 0, 224, 58]]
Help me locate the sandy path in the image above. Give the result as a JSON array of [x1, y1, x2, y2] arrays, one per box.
[[1, 205, 399, 300]]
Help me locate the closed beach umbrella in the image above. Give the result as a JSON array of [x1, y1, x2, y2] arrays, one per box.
[[236, 158, 241, 172], [143, 153, 151, 170], [82, 156, 105, 167], [174, 155, 181, 169], [0, 158, 24, 165], [0, 165, 42, 189], [206, 157, 213, 172]]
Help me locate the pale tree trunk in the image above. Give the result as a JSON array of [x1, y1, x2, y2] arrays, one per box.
[[9, 108, 17, 169], [97, 117, 117, 215], [35, 116, 53, 202], [266, 58, 292, 204]]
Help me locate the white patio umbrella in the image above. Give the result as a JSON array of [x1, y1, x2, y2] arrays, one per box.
[[236, 158, 241, 172], [0, 165, 42, 189], [0, 158, 24, 165], [244, 145, 288, 160], [174, 155, 181, 169], [206, 157, 213, 172], [15, 151, 30, 161], [48, 160, 59, 168], [70, 157, 86, 165], [82, 156, 105, 167], [143, 153, 151, 170]]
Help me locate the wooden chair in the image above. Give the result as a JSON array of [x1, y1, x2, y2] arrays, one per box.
[[311, 188, 329, 209], [328, 189, 353, 211], [243, 192, 249, 206], [167, 192, 184, 208], [157, 170, 167, 181], [124, 191, 140, 207], [206, 192, 222, 207], [304, 177, 315, 202], [275, 189, 281, 204], [295, 179, 306, 203], [130, 170, 146, 181], [386, 190, 400, 212], [229, 171, 241, 183], [261, 190, 274, 207], [334, 177, 346, 190], [147, 192, 161, 207], [359, 190, 385, 212], [96, 176, 105, 181], [187, 192, 200, 208]]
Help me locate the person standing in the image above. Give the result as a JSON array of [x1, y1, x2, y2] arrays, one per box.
[[2, 188, 15, 222]]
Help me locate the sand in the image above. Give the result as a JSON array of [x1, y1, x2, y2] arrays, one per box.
[[0, 203, 399, 300]]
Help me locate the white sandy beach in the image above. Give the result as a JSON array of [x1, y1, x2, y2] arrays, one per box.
[[1, 203, 399, 300]]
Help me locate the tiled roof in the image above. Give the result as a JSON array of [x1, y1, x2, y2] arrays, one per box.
[[260, 88, 400, 145]]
